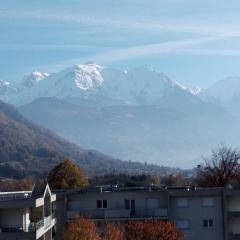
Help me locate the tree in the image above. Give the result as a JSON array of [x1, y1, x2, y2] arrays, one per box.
[[62, 216, 101, 240], [126, 220, 184, 240], [104, 223, 125, 240], [47, 159, 87, 189], [197, 146, 240, 187], [162, 174, 187, 187]]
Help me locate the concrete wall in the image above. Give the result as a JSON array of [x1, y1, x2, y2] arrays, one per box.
[[0, 208, 29, 228], [55, 194, 67, 239], [228, 217, 240, 234], [0, 232, 35, 240], [67, 191, 168, 219], [169, 196, 224, 240], [227, 196, 240, 212]]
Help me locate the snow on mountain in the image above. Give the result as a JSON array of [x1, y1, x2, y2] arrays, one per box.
[[203, 77, 240, 102], [188, 86, 202, 95], [22, 71, 49, 88], [1, 63, 200, 106], [0, 80, 10, 87], [101, 65, 199, 105], [0, 80, 10, 98]]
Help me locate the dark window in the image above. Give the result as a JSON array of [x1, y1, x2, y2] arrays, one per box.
[[125, 200, 130, 209], [125, 199, 135, 210], [203, 220, 208, 227], [203, 219, 214, 228], [97, 200, 102, 208], [209, 219, 213, 227], [97, 200, 107, 209], [103, 200, 108, 208], [131, 200, 135, 210]]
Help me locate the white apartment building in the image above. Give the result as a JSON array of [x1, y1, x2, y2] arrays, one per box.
[[54, 180, 240, 240], [0, 183, 56, 240]]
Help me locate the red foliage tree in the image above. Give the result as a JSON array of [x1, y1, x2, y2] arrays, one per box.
[[104, 223, 125, 240], [62, 216, 101, 240], [126, 220, 184, 240]]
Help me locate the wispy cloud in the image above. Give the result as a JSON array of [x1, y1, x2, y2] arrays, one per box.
[[0, 43, 109, 51], [2, 9, 240, 38], [177, 48, 240, 56], [36, 35, 224, 71]]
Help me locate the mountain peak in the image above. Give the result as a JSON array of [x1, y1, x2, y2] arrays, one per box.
[[54, 63, 104, 90], [0, 80, 10, 87], [0, 64, 201, 105], [203, 76, 240, 102], [22, 71, 49, 88]]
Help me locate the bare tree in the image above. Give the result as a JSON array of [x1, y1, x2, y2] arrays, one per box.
[[197, 146, 240, 187]]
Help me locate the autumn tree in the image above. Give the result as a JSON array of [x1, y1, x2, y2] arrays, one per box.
[[197, 146, 240, 187], [104, 223, 125, 240], [161, 174, 187, 187], [62, 216, 101, 240], [47, 159, 87, 189], [126, 220, 184, 240]]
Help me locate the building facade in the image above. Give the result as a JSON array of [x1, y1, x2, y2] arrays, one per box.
[[55, 184, 240, 240], [0, 184, 56, 240]]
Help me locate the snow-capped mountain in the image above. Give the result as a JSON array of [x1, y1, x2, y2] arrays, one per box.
[[0, 80, 10, 96], [0, 80, 10, 87], [203, 77, 240, 103], [0, 63, 200, 106], [22, 71, 49, 88]]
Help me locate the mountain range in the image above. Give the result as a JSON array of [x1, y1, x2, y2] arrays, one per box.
[[0, 99, 180, 177], [1, 63, 240, 168]]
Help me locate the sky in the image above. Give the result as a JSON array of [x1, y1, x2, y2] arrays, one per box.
[[1, 0, 240, 87]]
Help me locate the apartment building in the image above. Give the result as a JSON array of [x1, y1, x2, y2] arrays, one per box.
[[0, 183, 56, 240], [54, 180, 240, 240], [168, 187, 225, 240]]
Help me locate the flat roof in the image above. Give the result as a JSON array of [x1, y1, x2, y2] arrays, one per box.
[[0, 191, 32, 201]]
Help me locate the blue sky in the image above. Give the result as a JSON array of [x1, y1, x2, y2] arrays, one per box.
[[1, 0, 240, 87]]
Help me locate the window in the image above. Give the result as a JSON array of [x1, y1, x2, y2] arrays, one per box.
[[147, 198, 159, 209], [176, 220, 189, 229], [202, 197, 214, 207], [125, 199, 135, 210], [103, 200, 107, 208], [176, 198, 188, 207], [97, 200, 108, 209], [203, 219, 214, 228]]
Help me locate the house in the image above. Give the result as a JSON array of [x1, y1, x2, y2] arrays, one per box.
[[0, 183, 56, 240]]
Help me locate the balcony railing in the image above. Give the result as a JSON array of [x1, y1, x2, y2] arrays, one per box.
[[67, 208, 168, 220], [0, 213, 56, 233], [0, 191, 31, 201]]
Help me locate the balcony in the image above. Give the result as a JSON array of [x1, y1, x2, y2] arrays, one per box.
[[0, 213, 56, 233], [36, 213, 56, 239], [152, 208, 168, 219], [67, 208, 168, 221], [104, 209, 130, 219]]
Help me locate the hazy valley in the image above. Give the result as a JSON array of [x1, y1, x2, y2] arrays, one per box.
[[1, 63, 240, 168]]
